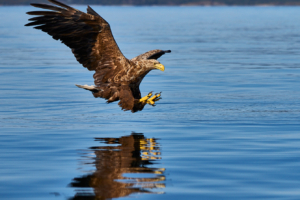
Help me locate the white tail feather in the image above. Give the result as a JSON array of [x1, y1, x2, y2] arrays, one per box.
[[75, 84, 98, 91]]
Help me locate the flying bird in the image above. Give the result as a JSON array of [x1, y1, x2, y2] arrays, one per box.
[[25, 0, 171, 112]]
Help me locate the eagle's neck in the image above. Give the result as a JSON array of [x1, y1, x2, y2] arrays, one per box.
[[128, 60, 152, 85]]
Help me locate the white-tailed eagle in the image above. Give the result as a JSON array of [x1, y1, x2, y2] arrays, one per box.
[[26, 0, 171, 112]]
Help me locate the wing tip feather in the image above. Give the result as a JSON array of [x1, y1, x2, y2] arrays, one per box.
[[87, 5, 101, 17], [48, 0, 76, 10]]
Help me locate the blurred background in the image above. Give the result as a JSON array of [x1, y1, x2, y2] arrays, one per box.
[[1, 0, 300, 5]]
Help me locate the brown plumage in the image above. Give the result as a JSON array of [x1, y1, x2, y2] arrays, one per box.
[[25, 0, 171, 112]]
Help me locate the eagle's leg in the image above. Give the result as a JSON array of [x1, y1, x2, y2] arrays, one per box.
[[139, 91, 153, 103], [139, 92, 162, 106], [146, 92, 162, 106]]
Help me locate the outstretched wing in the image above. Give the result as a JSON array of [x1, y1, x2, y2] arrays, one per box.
[[25, 0, 125, 71], [131, 49, 171, 61]]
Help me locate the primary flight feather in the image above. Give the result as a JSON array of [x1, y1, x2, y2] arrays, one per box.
[[26, 0, 171, 112]]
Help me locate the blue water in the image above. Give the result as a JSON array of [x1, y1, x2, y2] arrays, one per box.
[[1, 5, 300, 200]]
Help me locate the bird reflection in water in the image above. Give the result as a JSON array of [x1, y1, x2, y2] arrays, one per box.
[[69, 133, 165, 200]]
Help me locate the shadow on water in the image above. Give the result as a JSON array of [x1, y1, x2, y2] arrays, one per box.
[[68, 133, 165, 200]]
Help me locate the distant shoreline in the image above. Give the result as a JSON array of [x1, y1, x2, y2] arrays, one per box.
[[2, 0, 300, 6], [1, 3, 300, 6]]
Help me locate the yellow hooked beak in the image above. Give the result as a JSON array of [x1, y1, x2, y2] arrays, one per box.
[[154, 63, 165, 71]]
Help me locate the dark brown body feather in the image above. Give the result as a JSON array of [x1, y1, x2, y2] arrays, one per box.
[[26, 0, 170, 112]]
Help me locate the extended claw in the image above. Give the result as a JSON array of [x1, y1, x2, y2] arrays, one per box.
[[146, 92, 162, 105], [152, 92, 162, 102], [139, 91, 162, 106], [139, 91, 153, 103], [154, 92, 161, 98], [153, 97, 162, 102]]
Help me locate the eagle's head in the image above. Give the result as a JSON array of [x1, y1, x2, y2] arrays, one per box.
[[147, 59, 165, 72], [130, 50, 170, 83], [131, 49, 170, 73], [133, 59, 165, 76], [130, 59, 165, 84]]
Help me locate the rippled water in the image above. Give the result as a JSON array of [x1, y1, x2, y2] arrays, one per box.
[[1, 5, 300, 200]]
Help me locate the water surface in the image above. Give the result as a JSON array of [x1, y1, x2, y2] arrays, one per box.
[[0, 5, 300, 200]]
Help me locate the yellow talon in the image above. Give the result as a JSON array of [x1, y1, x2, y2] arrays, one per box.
[[147, 92, 162, 106], [148, 100, 155, 105], [148, 95, 157, 102], [153, 98, 161, 102], [139, 92, 162, 106], [139, 91, 153, 103]]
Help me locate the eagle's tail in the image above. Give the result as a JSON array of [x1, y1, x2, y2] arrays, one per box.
[[75, 84, 99, 92]]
